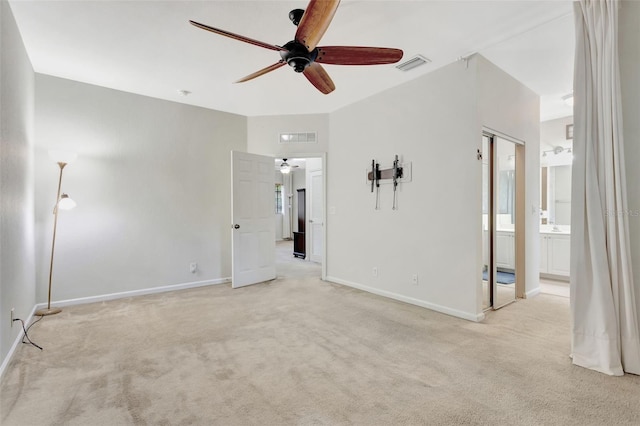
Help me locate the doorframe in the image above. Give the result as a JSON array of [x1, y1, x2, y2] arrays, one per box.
[[272, 151, 327, 281], [307, 168, 323, 263], [482, 128, 526, 308]]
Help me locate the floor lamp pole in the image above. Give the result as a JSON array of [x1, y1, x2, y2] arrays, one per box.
[[36, 162, 66, 316]]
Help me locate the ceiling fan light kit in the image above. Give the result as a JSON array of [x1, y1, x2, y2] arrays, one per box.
[[190, 0, 403, 94], [289, 9, 305, 26], [280, 158, 300, 174]]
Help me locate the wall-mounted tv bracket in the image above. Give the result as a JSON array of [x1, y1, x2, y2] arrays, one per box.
[[370, 159, 375, 193], [392, 155, 401, 210], [370, 159, 381, 209], [367, 155, 406, 210]]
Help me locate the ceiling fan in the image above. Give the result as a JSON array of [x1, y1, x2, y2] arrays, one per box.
[[279, 159, 299, 174], [190, 0, 403, 94]]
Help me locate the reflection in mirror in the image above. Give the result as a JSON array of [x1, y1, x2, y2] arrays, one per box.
[[540, 164, 572, 231], [494, 137, 516, 308], [499, 170, 515, 223], [540, 141, 572, 232]]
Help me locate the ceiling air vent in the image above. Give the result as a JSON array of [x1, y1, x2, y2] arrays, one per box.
[[396, 55, 431, 72], [279, 132, 317, 144]]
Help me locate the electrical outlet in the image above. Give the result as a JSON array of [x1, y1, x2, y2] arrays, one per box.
[[190, 262, 198, 273], [411, 274, 419, 285], [372, 267, 378, 277], [10, 308, 15, 327]]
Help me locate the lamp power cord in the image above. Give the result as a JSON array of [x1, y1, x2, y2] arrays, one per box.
[[13, 316, 44, 351]]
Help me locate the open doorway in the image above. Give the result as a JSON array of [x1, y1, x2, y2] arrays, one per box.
[[539, 116, 572, 298], [273, 155, 325, 279]]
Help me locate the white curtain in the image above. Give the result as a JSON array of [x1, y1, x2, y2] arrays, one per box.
[[571, 0, 640, 375]]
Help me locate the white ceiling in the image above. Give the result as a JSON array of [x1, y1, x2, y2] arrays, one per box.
[[8, 0, 574, 120]]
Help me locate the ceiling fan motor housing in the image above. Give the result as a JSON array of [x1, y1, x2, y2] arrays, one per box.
[[281, 41, 318, 73]]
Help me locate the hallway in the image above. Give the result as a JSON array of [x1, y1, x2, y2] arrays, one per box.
[[275, 239, 321, 280]]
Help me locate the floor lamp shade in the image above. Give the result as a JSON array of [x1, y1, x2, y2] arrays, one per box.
[[58, 194, 76, 210], [35, 153, 77, 317]]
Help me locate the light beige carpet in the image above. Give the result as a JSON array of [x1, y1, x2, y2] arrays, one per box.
[[2, 242, 639, 425]]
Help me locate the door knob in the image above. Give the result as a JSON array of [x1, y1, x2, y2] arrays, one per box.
[[234, 224, 240, 229]]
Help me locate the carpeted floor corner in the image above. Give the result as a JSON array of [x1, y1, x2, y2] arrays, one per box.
[[1, 243, 639, 425]]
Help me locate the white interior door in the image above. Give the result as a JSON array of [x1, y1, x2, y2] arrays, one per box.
[[231, 151, 275, 288], [309, 169, 323, 263]]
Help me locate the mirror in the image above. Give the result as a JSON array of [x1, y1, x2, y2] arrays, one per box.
[[541, 164, 572, 228], [482, 133, 517, 311], [540, 116, 573, 232]]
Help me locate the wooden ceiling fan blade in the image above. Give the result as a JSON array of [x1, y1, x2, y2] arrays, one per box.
[[235, 61, 286, 83], [303, 62, 335, 94], [295, 0, 340, 52], [189, 20, 285, 52], [316, 46, 404, 65]]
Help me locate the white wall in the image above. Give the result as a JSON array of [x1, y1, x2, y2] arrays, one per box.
[[305, 158, 322, 175], [541, 117, 574, 169], [541, 116, 573, 152], [620, 1, 640, 315], [33, 75, 247, 302], [0, 0, 36, 372], [326, 55, 539, 321], [247, 114, 329, 157], [327, 58, 481, 320]]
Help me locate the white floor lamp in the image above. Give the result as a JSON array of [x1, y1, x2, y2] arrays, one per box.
[[36, 151, 77, 316]]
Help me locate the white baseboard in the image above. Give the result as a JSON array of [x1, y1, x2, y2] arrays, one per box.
[[1, 277, 230, 380], [0, 304, 38, 380], [525, 286, 541, 299], [325, 276, 485, 322], [33, 277, 231, 310], [540, 273, 569, 282]]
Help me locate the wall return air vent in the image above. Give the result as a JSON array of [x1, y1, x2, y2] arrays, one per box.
[[279, 132, 317, 144], [395, 55, 431, 72]]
